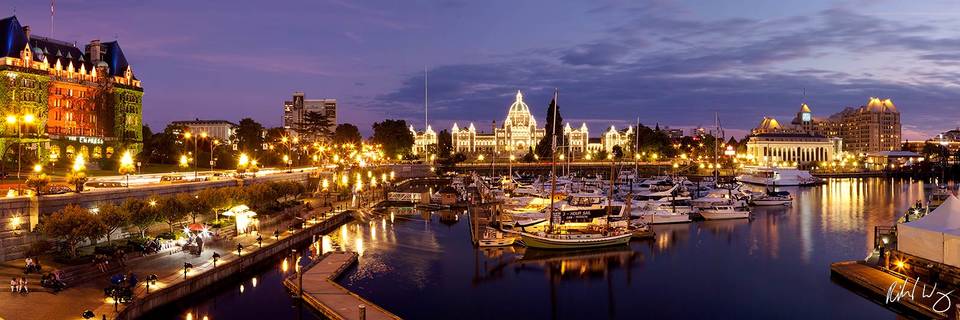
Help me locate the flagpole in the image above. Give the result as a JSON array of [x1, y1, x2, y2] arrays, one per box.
[[50, 0, 55, 37]]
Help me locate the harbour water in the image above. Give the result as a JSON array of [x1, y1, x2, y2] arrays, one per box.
[[145, 177, 929, 319]]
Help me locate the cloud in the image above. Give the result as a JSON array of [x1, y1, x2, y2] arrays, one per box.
[[370, 7, 960, 138], [560, 43, 631, 66]]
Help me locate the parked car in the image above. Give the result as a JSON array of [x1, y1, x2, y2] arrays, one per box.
[[42, 185, 72, 195], [159, 174, 187, 184], [85, 181, 126, 189]]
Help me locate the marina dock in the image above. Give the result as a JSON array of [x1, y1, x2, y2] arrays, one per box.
[[830, 261, 950, 319], [285, 251, 401, 320]]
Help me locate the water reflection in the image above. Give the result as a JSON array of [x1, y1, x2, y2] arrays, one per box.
[[143, 178, 927, 319]]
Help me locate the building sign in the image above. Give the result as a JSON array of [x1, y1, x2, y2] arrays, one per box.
[[64, 136, 104, 145]]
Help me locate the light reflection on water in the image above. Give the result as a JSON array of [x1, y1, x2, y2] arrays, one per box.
[[338, 178, 928, 319], [142, 177, 931, 319]]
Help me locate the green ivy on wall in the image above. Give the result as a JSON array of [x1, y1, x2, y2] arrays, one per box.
[[112, 86, 143, 153]]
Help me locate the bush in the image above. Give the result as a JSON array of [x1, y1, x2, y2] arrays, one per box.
[[26, 239, 53, 257], [156, 230, 185, 240]]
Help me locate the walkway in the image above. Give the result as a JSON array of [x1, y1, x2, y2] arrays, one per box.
[[285, 252, 401, 320], [0, 196, 358, 320]]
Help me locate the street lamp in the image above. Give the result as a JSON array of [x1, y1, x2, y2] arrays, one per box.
[[6, 113, 35, 179], [119, 151, 135, 189], [68, 154, 88, 193]]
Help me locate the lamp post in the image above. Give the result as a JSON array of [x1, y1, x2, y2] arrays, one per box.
[[209, 139, 219, 171], [119, 151, 135, 189], [212, 252, 221, 267], [6, 113, 35, 179], [183, 262, 193, 279]]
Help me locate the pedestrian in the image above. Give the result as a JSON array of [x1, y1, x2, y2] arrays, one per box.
[[197, 236, 204, 254], [19, 277, 28, 294], [9, 278, 15, 292], [24, 257, 33, 274], [127, 272, 138, 289]]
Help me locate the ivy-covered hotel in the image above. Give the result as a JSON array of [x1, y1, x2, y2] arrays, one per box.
[[0, 15, 142, 166]]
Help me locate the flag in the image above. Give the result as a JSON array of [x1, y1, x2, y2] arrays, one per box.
[[51, 0, 55, 16]]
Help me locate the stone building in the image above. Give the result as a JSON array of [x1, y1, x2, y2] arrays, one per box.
[[0, 15, 143, 164]]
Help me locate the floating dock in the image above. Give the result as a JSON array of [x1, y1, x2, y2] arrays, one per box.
[[830, 261, 950, 319], [285, 251, 401, 320]]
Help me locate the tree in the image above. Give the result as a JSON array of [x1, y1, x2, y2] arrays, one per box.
[[372, 119, 414, 158], [333, 123, 362, 145], [437, 129, 452, 158], [535, 97, 564, 158], [125, 199, 156, 238], [197, 188, 230, 221], [143, 124, 182, 164], [296, 111, 333, 141], [612, 145, 624, 159], [43, 205, 106, 257], [176, 193, 206, 224], [236, 118, 265, 154], [596, 150, 609, 161], [523, 147, 536, 162], [25, 173, 50, 195], [158, 195, 188, 233], [98, 203, 130, 243], [66, 171, 88, 193]]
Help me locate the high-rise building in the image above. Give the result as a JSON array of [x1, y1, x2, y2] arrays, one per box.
[[283, 92, 336, 141], [790, 97, 901, 154], [0, 16, 143, 163]]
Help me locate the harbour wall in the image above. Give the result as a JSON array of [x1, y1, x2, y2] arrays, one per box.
[[116, 211, 354, 320]]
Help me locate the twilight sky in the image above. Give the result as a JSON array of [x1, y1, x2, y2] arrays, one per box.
[[7, 0, 960, 139]]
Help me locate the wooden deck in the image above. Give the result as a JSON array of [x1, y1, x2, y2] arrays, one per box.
[[285, 251, 401, 320], [830, 260, 953, 319]]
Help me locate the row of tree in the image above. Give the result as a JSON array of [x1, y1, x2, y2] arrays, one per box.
[[41, 181, 306, 257], [140, 118, 368, 167]]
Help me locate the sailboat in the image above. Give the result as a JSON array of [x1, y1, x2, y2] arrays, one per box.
[[520, 89, 633, 249]]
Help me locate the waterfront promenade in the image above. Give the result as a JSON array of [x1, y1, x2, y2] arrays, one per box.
[[284, 251, 401, 320], [0, 194, 362, 320]]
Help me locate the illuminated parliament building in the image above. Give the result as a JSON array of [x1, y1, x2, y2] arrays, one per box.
[[411, 90, 636, 158]]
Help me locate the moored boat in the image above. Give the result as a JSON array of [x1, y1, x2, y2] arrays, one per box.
[[699, 204, 751, 220], [520, 229, 633, 249]]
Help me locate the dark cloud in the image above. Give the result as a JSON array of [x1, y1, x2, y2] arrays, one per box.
[[560, 43, 631, 66], [373, 7, 960, 138]]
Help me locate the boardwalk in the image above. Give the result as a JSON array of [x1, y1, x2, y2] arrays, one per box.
[[286, 251, 401, 320], [830, 261, 953, 319]]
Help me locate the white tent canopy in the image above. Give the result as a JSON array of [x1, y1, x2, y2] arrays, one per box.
[[898, 194, 960, 267]]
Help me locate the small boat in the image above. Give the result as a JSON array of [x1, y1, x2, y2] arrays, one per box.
[[630, 221, 655, 239], [749, 190, 793, 206], [478, 227, 515, 247], [699, 204, 751, 220], [633, 210, 691, 224]]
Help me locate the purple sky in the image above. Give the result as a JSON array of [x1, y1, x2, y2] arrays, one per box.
[[7, 0, 960, 139]]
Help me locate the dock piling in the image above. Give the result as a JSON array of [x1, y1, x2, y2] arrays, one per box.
[[359, 305, 366, 320]]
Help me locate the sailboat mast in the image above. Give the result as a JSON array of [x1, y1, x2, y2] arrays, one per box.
[[714, 113, 720, 183], [424, 67, 428, 130], [549, 89, 559, 233]]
